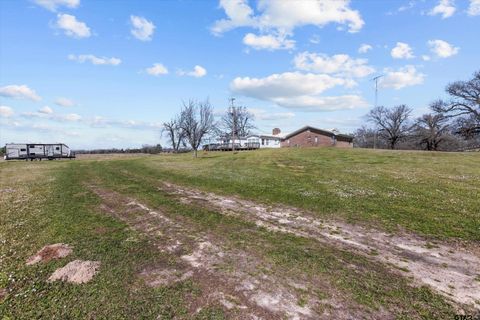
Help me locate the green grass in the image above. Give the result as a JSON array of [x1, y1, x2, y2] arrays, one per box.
[[133, 148, 480, 241], [0, 160, 222, 319], [1, 147, 478, 318], [79, 157, 456, 318]]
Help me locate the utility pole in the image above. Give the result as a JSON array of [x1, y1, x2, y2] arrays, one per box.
[[229, 97, 236, 153], [371, 75, 384, 149], [371, 75, 384, 109]]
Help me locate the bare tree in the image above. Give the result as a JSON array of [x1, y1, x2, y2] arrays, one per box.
[[353, 126, 386, 149], [453, 114, 480, 139], [217, 103, 256, 150], [431, 70, 480, 136], [367, 105, 412, 149], [413, 113, 450, 151], [162, 117, 185, 152], [179, 99, 215, 157]]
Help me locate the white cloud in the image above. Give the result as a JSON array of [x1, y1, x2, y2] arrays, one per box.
[[468, 0, 480, 15], [0, 106, 14, 118], [21, 111, 48, 119], [20, 110, 85, 124], [211, 0, 259, 34], [243, 33, 295, 50], [309, 35, 320, 44], [56, 13, 91, 38], [178, 65, 207, 78], [293, 52, 375, 78], [21, 123, 81, 137], [68, 54, 121, 66], [397, 1, 416, 12], [391, 42, 415, 59], [55, 97, 76, 107], [358, 43, 372, 54], [380, 65, 425, 90], [271, 95, 368, 111], [231, 72, 352, 100], [0, 119, 22, 128], [146, 63, 169, 76], [212, 0, 364, 35], [422, 55, 431, 61], [33, 0, 80, 11], [130, 15, 155, 41], [0, 84, 41, 101], [428, 39, 459, 58], [231, 72, 365, 111], [429, 0, 456, 18], [248, 108, 295, 120], [32, 123, 56, 131], [86, 116, 162, 130], [39, 106, 54, 114], [256, 0, 364, 33], [63, 113, 82, 121], [322, 116, 362, 127]]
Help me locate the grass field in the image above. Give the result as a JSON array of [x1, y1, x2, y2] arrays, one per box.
[[1, 148, 479, 319]]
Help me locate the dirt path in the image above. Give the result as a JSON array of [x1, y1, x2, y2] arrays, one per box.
[[159, 182, 480, 310], [91, 187, 375, 319]]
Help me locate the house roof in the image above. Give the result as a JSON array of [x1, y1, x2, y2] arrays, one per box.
[[246, 134, 283, 140], [283, 126, 353, 141]]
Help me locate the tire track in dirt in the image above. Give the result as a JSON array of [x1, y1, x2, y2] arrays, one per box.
[[159, 181, 480, 310], [91, 187, 374, 319]]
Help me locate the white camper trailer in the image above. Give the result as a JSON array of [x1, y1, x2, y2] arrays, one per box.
[[4, 143, 75, 160]]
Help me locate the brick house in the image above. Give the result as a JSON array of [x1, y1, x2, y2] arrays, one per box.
[[280, 126, 353, 148]]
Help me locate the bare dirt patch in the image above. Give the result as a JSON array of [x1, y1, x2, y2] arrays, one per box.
[[0, 288, 7, 301], [26, 243, 73, 265], [48, 260, 100, 284], [160, 181, 480, 310], [139, 266, 193, 288], [91, 186, 373, 319]]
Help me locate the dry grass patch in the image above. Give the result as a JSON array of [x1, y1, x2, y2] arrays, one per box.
[[26, 243, 73, 265]]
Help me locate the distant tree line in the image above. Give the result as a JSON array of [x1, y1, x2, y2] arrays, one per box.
[[354, 70, 480, 151], [75, 144, 163, 154]]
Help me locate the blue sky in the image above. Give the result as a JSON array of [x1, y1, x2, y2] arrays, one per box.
[[1, 0, 479, 149]]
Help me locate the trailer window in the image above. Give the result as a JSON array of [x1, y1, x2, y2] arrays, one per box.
[[29, 145, 35, 148], [56, 147, 60, 150], [20, 149, 26, 151]]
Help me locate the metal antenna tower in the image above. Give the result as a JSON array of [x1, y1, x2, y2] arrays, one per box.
[[229, 97, 236, 153], [371, 75, 384, 108], [371, 75, 384, 149]]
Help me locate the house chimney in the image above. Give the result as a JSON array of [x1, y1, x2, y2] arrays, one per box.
[[272, 128, 281, 135]]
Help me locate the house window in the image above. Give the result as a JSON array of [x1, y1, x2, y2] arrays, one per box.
[[29, 145, 35, 148], [20, 148, 26, 151], [56, 147, 60, 150], [315, 136, 318, 144], [261, 139, 265, 145]]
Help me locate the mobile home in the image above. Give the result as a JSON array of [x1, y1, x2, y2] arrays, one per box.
[[4, 143, 75, 160]]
